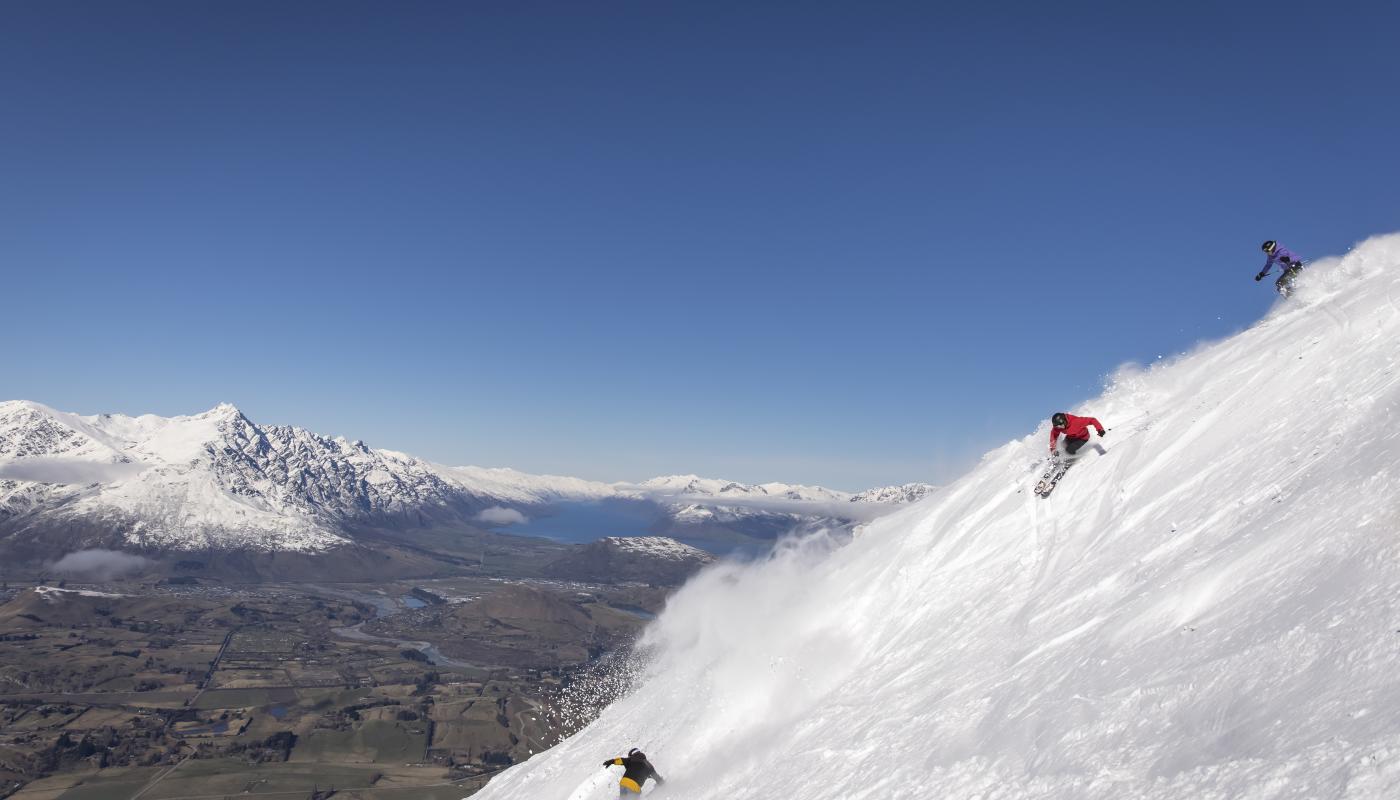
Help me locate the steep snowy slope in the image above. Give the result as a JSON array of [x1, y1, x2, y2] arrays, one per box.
[[472, 233, 1400, 799]]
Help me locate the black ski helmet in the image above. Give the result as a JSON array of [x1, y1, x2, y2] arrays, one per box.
[[628, 748, 646, 760], [1051, 412, 1068, 427], [1262, 240, 1277, 253]]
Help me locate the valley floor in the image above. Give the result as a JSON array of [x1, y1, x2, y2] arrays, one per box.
[[0, 577, 657, 800]]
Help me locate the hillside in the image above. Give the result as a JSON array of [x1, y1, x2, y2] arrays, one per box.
[[544, 536, 714, 586], [470, 234, 1400, 799]]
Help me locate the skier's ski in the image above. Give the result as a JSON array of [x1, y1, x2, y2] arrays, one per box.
[[1034, 458, 1071, 497], [1033, 459, 1055, 496]]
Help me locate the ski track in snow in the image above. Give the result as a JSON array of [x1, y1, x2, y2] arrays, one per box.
[[470, 232, 1400, 800]]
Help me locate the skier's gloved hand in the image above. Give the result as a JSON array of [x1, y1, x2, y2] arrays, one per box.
[[1255, 272, 1265, 282]]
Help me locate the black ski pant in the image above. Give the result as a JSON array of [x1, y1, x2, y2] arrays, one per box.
[[1062, 436, 1089, 456]]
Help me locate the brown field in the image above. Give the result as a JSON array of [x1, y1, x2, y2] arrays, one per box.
[[0, 577, 654, 799]]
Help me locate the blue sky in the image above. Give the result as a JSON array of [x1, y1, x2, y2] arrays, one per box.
[[4, 1, 1398, 489]]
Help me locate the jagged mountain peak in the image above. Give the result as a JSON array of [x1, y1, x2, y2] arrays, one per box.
[[848, 482, 940, 504], [0, 399, 130, 462], [0, 402, 457, 553], [0, 399, 57, 415]]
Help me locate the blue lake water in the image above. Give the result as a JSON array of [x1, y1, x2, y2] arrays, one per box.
[[503, 499, 667, 544], [401, 595, 427, 609]]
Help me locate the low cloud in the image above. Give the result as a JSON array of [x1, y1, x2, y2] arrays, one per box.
[[51, 549, 152, 580], [476, 506, 529, 526], [0, 458, 145, 485]]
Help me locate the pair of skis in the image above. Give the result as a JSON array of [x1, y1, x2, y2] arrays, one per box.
[[1033, 456, 1073, 498]]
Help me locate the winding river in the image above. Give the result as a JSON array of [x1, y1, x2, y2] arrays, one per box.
[[308, 584, 476, 669]]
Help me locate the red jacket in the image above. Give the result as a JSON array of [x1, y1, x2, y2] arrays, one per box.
[[1050, 414, 1104, 451]]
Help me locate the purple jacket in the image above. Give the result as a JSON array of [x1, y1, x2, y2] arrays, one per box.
[[1260, 244, 1303, 277]]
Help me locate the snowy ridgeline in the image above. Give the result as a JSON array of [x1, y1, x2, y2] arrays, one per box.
[[0, 407, 936, 555], [472, 233, 1400, 799]]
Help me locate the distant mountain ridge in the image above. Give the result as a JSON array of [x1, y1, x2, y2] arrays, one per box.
[[627, 474, 850, 503], [847, 483, 940, 504], [0, 400, 937, 558]]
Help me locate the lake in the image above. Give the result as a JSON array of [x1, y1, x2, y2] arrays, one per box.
[[502, 498, 667, 543]]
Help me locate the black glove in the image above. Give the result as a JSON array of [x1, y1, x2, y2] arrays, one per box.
[[1255, 271, 1265, 281], [1098, 429, 1107, 437]]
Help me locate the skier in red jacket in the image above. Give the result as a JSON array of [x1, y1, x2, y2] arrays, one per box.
[[1049, 412, 1105, 458]]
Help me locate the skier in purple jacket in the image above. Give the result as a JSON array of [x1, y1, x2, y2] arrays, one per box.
[[1256, 240, 1305, 296]]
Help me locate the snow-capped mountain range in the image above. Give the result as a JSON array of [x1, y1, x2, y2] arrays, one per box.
[[0, 400, 935, 556], [625, 474, 849, 503]]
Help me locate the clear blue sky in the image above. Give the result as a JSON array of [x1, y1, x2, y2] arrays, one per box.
[[4, 1, 1398, 489]]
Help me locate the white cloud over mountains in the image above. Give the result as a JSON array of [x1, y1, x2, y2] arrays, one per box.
[[476, 506, 529, 525]]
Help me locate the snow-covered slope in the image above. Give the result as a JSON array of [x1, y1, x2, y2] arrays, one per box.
[[471, 233, 1400, 799]]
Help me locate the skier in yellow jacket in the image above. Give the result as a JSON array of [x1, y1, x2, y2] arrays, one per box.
[[603, 748, 664, 796]]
